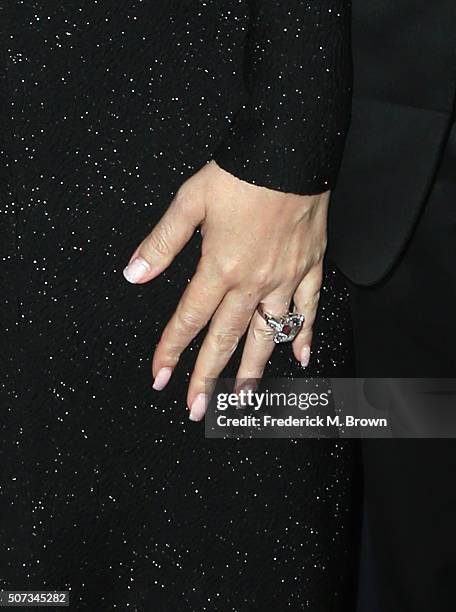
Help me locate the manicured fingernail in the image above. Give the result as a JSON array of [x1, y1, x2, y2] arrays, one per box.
[[123, 257, 150, 284], [235, 380, 257, 398], [189, 393, 208, 422], [152, 367, 173, 391], [301, 345, 311, 368]]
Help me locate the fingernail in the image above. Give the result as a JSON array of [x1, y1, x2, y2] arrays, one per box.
[[189, 393, 208, 422], [123, 257, 150, 284], [235, 380, 257, 399], [152, 367, 173, 391], [301, 345, 311, 368]]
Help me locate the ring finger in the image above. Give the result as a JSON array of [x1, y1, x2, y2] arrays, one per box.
[[234, 287, 295, 391]]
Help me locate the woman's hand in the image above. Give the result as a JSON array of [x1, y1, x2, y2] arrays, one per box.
[[123, 161, 329, 421]]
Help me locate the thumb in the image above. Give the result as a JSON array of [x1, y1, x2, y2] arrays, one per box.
[[123, 192, 204, 284]]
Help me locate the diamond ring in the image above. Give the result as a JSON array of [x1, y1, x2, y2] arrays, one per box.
[[256, 304, 305, 344]]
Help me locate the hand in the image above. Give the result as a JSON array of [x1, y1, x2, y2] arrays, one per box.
[[123, 161, 328, 421]]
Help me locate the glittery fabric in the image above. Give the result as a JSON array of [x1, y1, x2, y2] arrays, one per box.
[[0, 2, 358, 610], [213, 0, 352, 194]]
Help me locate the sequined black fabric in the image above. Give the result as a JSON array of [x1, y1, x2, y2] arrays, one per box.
[[213, 1, 352, 194], [0, 2, 357, 611]]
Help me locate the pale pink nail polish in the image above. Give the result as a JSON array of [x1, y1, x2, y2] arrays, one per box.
[[152, 367, 173, 391], [189, 393, 208, 422], [301, 345, 311, 368], [123, 257, 150, 284]]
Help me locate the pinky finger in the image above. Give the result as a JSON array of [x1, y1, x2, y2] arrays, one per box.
[[292, 263, 323, 368]]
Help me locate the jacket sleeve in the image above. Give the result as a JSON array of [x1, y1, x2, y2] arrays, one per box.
[[212, 0, 352, 195]]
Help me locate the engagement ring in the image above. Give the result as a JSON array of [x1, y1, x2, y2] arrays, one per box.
[[256, 304, 304, 343]]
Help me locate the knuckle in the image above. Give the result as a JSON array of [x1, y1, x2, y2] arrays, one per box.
[[157, 346, 181, 366], [216, 260, 273, 290], [146, 223, 173, 259], [156, 333, 182, 362], [252, 267, 273, 290], [216, 258, 243, 283], [301, 291, 320, 309], [209, 331, 240, 354], [252, 326, 273, 344], [176, 306, 202, 333]]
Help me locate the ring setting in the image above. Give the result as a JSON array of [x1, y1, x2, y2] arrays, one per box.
[[257, 304, 305, 344]]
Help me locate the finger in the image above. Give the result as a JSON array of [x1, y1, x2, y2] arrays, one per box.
[[292, 263, 323, 368], [152, 264, 226, 389], [234, 287, 293, 387], [123, 192, 203, 284], [186, 290, 258, 421]]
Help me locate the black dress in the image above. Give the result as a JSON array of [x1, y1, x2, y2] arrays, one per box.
[[0, 2, 357, 610]]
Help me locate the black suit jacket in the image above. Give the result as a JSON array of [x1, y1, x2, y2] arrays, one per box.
[[329, 0, 456, 285]]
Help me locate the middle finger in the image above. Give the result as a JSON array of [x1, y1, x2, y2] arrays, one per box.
[[186, 288, 258, 419], [152, 265, 226, 385]]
